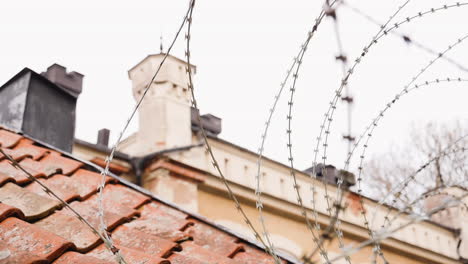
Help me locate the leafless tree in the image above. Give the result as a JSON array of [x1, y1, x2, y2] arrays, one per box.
[[363, 120, 468, 210]]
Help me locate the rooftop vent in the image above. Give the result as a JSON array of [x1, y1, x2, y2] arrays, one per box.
[[191, 107, 222, 137], [0, 65, 83, 152], [41, 64, 83, 97], [304, 163, 356, 188], [97, 128, 110, 147]]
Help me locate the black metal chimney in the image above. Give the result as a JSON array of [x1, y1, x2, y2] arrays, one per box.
[[0, 65, 83, 153]]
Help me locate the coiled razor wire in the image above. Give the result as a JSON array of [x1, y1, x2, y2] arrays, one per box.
[[328, 189, 468, 263], [292, 1, 412, 262], [183, 1, 282, 262], [365, 80, 468, 229], [351, 33, 468, 260], [254, 2, 338, 263], [90, 1, 468, 263], [305, 3, 468, 262], [96, 2, 195, 262]]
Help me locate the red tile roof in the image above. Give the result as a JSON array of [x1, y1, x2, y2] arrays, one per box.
[[0, 128, 290, 264]]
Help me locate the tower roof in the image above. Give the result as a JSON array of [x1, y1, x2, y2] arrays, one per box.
[[128, 53, 196, 78]]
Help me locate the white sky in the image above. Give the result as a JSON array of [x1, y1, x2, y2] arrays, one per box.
[[1, 0, 467, 172]]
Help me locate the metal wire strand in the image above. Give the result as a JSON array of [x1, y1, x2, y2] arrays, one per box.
[[342, 1, 468, 73], [305, 1, 411, 261], [183, 1, 281, 262], [97, 1, 195, 259], [306, 3, 468, 261]]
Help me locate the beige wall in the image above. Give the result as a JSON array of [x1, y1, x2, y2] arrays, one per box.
[[169, 136, 460, 261], [198, 188, 458, 264]]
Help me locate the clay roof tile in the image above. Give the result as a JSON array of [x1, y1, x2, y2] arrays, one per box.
[[0, 130, 23, 148], [53, 251, 115, 264], [39, 154, 83, 175], [25, 175, 81, 202], [0, 160, 45, 185], [0, 182, 61, 220], [0, 217, 74, 263], [0, 127, 291, 264], [0, 202, 24, 221], [86, 244, 170, 264], [12, 139, 49, 160]]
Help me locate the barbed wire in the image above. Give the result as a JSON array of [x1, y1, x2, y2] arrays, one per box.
[[304, 1, 411, 262], [284, 0, 468, 262], [325, 78, 468, 243], [324, 1, 354, 262], [182, 1, 282, 262], [357, 30, 468, 231], [368, 144, 468, 262], [366, 82, 468, 229], [342, 1, 468, 73], [328, 189, 468, 263], [350, 33, 468, 260], [252, 2, 343, 263], [383, 178, 468, 231], [286, 39, 333, 263], [80, 1, 468, 263], [377, 146, 468, 231], [368, 181, 468, 262], [95, 2, 195, 262], [304, 4, 468, 262], [317, 1, 468, 185]]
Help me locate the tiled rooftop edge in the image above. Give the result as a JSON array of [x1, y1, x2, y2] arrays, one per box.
[[0, 128, 295, 264]]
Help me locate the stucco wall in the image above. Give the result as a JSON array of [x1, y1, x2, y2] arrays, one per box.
[[198, 189, 458, 264]]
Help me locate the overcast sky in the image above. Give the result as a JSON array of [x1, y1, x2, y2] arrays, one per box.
[[1, 0, 467, 172]]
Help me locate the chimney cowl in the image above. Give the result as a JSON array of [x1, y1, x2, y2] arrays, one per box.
[[191, 107, 222, 137], [41, 63, 83, 98], [0, 66, 83, 153], [304, 163, 356, 188], [97, 128, 110, 147]]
